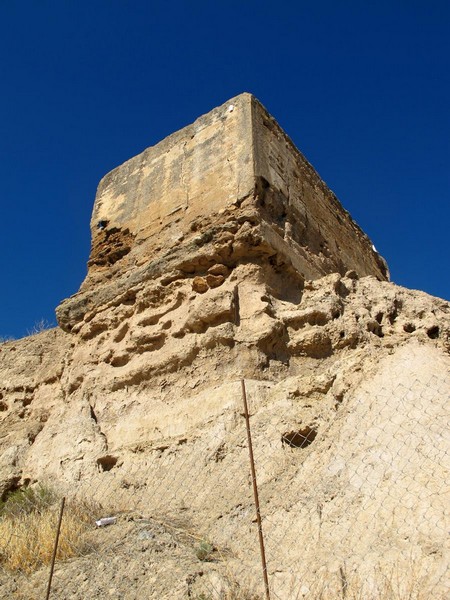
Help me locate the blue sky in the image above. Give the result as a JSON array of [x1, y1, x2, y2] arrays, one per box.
[[1, 1, 449, 339]]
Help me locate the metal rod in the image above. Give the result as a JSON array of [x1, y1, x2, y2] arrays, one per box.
[[241, 379, 271, 600], [45, 496, 66, 600]]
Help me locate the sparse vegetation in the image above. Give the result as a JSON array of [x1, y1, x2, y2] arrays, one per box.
[[26, 318, 53, 336], [192, 572, 446, 600], [193, 581, 261, 600], [0, 499, 444, 598], [195, 539, 215, 561], [0, 484, 57, 518], [0, 485, 95, 574]]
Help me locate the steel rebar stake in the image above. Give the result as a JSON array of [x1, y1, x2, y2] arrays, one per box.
[[45, 496, 66, 600], [241, 379, 271, 600]]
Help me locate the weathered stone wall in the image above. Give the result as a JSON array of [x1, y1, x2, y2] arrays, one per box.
[[251, 96, 388, 280], [57, 94, 388, 332], [89, 93, 387, 284], [90, 94, 255, 246]]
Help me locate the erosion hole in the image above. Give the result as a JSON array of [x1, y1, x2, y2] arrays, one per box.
[[367, 321, 384, 338], [403, 323, 416, 333], [282, 426, 317, 449], [97, 455, 118, 472], [427, 326, 440, 339]]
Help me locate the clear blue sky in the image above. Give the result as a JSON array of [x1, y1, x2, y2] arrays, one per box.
[[1, 1, 449, 339]]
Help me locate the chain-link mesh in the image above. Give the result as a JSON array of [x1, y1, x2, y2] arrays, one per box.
[[0, 357, 448, 599]]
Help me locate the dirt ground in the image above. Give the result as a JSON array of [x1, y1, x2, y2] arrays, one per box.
[[0, 514, 255, 600]]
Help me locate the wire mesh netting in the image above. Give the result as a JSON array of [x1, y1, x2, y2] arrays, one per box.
[[0, 356, 448, 600]]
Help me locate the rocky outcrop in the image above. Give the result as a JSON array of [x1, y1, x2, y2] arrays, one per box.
[[1, 269, 448, 486], [0, 95, 448, 598]]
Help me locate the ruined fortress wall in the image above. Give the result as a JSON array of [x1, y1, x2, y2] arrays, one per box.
[[89, 93, 387, 284], [2, 94, 449, 598], [250, 96, 387, 280], [58, 94, 388, 331], [90, 94, 255, 245]]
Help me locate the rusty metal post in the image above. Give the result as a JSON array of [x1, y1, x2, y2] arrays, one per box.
[[241, 379, 271, 600], [45, 496, 66, 600]]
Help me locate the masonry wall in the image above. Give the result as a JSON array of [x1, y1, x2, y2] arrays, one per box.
[[90, 94, 255, 245], [57, 93, 388, 331], [251, 96, 388, 280]]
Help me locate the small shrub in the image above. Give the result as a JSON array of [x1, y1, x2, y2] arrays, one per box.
[[195, 540, 214, 561], [0, 484, 57, 518]]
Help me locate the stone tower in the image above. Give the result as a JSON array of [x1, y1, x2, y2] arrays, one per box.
[[56, 93, 388, 331]]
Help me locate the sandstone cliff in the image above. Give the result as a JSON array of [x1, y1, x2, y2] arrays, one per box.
[[0, 95, 448, 599]]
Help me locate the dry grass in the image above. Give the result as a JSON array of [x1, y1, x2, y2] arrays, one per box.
[[0, 486, 94, 574], [193, 561, 446, 600], [193, 587, 260, 600], [26, 318, 53, 336], [194, 576, 446, 600], [0, 494, 445, 599], [278, 563, 447, 600]]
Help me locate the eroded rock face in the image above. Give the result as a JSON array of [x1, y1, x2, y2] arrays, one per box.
[[3, 271, 448, 476], [1, 270, 449, 594], [1, 95, 449, 597]]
